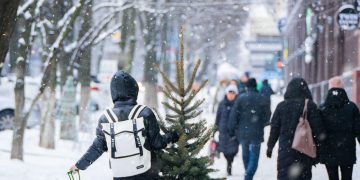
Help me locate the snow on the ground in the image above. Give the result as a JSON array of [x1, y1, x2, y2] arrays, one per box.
[[1, 95, 360, 179]]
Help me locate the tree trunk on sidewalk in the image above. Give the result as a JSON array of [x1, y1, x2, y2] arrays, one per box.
[[119, 7, 136, 73], [11, 49, 26, 160], [39, 63, 56, 149], [60, 77, 77, 140], [10, 8, 34, 159], [142, 9, 158, 109], [78, 0, 92, 127], [0, 0, 21, 73]]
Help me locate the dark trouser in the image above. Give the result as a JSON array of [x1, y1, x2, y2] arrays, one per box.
[[224, 153, 236, 175], [241, 141, 260, 180], [325, 164, 353, 180]]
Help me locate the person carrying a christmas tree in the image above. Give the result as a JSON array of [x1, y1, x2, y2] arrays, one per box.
[[228, 78, 271, 180], [69, 71, 179, 180]]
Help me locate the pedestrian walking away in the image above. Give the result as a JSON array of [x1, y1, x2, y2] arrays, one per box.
[[260, 79, 274, 105], [266, 77, 325, 180], [228, 78, 271, 180], [69, 71, 179, 180], [215, 84, 239, 176], [319, 77, 360, 180]]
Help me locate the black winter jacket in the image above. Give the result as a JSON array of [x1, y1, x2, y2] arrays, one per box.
[[75, 71, 175, 180], [267, 78, 325, 180], [319, 88, 360, 165], [228, 88, 271, 143], [215, 96, 238, 155]]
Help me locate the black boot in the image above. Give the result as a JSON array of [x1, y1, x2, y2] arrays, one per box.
[[227, 162, 232, 176]]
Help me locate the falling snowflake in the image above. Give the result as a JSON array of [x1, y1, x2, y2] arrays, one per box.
[[332, 90, 339, 96]]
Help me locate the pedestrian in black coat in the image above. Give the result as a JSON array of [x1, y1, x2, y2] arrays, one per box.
[[260, 79, 274, 104], [319, 77, 360, 180], [228, 78, 271, 180], [215, 84, 239, 175], [266, 77, 325, 180], [70, 71, 179, 180]]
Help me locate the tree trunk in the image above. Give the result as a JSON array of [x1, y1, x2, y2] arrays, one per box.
[[78, 0, 92, 125], [119, 7, 136, 73], [0, 0, 21, 73], [39, 62, 56, 149], [143, 9, 158, 109], [125, 8, 136, 73], [11, 52, 26, 160], [60, 77, 77, 140], [9, 23, 20, 73], [58, 0, 73, 89], [10, 10, 33, 160]]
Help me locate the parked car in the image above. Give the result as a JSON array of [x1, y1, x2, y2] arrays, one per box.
[[0, 76, 41, 130]]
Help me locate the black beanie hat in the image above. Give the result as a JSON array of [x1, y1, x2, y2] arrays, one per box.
[[246, 78, 257, 88]]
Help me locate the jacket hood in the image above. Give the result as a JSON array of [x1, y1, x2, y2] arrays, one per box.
[[324, 88, 349, 108], [110, 71, 139, 103], [284, 78, 312, 100], [262, 79, 269, 86], [246, 78, 257, 89]]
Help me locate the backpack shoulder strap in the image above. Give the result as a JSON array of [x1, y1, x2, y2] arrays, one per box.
[[134, 105, 147, 119], [104, 108, 118, 122], [128, 105, 147, 119]]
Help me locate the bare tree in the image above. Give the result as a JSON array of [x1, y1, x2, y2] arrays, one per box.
[[11, 0, 37, 160], [78, 0, 93, 126], [0, 0, 21, 73], [140, 6, 159, 109], [11, 0, 88, 159]]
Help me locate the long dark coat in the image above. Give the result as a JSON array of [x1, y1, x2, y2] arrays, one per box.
[[267, 78, 325, 180], [319, 88, 360, 166], [215, 96, 239, 155]]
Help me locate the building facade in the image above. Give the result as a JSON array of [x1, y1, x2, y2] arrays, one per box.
[[283, 0, 360, 105]]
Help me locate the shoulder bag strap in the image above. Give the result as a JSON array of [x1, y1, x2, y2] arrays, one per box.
[[302, 99, 309, 119]]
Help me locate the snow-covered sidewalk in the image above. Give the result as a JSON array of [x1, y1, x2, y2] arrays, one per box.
[[2, 125, 360, 179], [1, 94, 360, 179], [210, 126, 360, 179]]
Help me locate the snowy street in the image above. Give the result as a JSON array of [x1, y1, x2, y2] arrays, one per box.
[[1, 95, 360, 179], [2, 126, 360, 179]]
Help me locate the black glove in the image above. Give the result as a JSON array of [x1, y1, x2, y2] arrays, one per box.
[[266, 148, 272, 158], [167, 130, 179, 144]]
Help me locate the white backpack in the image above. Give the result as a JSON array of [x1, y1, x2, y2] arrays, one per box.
[[101, 105, 151, 178]]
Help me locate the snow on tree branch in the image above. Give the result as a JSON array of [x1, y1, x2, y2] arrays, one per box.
[[57, 5, 77, 28], [17, 0, 35, 16], [68, 3, 135, 72], [34, 0, 45, 16], [93, 23, 122, 44]]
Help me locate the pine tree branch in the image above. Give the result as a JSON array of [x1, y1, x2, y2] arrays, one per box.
[[160, 86, 182, 105], [162, 102, 181, 114], [185, 59, 201, 94], [152, 108, 169, 133], [158, 68, 182, 95], [183, 79, 208, 107], [184, 110, 203, 120], [184, 98, 205, 115], [166, 114, 180, 119], [165, 117, 178, 124]]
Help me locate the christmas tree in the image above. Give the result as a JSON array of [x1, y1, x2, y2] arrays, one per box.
[[158, 27, 214, 179]]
